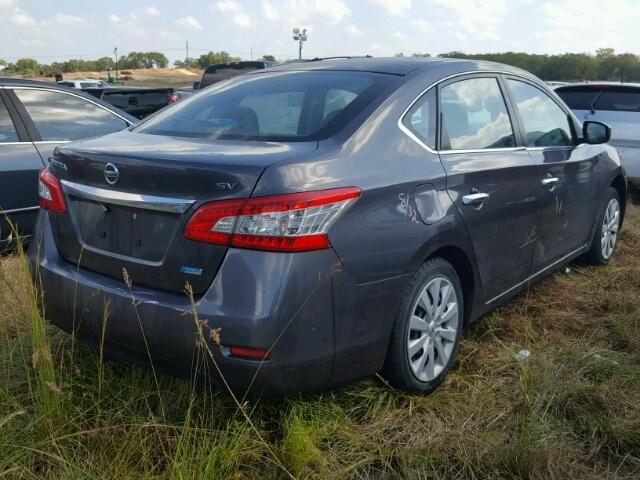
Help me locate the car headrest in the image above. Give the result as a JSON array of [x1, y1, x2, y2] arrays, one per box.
[[442, 102, 469, 141]]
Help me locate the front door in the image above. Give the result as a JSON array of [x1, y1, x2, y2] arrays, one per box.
[[503, 78, 598, 272], [438, 76, 539, 304]]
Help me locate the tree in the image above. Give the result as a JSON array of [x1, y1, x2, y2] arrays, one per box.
[[14, 58, 38, 74], [196, 51, 240, 68], [261, 55, 276, 62]]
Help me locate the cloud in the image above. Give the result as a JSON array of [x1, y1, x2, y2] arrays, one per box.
[[108, 14, 122, 23], [395, 32, 407, 40], [11, 7, 36, 27], [212, 0, 252, 27], [50, 14, 86, 26], [176, 15, 203, 30], [347, 24, 364, 37], [314, 0, 350, 23], [431, 0, 506, 33], [143, 6, 160, 16], [410, 17, 431, 33], [368, 0, 411, 15], [262, 0, 279, 19]]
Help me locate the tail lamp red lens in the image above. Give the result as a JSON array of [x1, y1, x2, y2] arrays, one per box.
[[167, 92, 180, 103], [228, 346, 270, 360], [183, 187, 361, 252], [38, 169, 67, 213]]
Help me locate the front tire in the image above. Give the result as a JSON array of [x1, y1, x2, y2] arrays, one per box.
[[382, 258, 464, 394], [584, 187, 621, 265]]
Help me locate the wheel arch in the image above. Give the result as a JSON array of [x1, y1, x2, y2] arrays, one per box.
[[426, 245, 477, 326], [610, 175, 627, 226]]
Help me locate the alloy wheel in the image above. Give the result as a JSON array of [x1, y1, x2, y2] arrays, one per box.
[[601, 198, 620, 260], [406, 276, 460, 382]]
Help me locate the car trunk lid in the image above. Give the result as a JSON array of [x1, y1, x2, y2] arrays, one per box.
[[48, 131, 318, 294]]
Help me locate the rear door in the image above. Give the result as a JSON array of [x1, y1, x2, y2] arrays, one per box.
[[504, 77, 598, 272], [0, 89, 44, 243], [438, 74, 539, 304]]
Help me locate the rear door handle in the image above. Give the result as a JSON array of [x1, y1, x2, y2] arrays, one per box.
[[462, 192, 489, 205], [541, 177, 560, 187]]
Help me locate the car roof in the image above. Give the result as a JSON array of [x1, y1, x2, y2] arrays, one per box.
[[556, 82, 640, 90], [262, 56, 535, 78], [0, 77, 138, 123]]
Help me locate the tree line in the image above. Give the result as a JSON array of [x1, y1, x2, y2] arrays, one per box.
[[0, 50, 277, 76], [2, 48, 638, 81], [396, 48, 638, 82]]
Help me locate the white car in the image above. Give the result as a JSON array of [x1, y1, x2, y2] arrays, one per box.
[[57, 79, 107, 89]]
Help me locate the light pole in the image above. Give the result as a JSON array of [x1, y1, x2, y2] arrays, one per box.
[[292, 28, 308, 60], [113, 47, 118, 80]]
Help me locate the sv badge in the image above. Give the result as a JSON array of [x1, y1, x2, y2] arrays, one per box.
[[216, 182, 237, 190]]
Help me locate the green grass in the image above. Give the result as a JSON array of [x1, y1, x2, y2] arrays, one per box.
[[1, 205, 639, 479]]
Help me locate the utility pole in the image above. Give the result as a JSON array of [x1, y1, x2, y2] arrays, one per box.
[[113, 47, 118, 80], [292, 28, 308, 60], [186, 41, 189, 66]]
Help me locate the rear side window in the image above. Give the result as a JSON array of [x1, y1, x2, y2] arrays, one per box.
[[440, 77, 515, 150], [596, 89, 640, 112], [14, 89, 128, 141], [507, 79, 573, 147], [0, 97, 19, 142], [402, 88, 437, 149], [555, 87, 600, 110], [137, 71, 397, 142]]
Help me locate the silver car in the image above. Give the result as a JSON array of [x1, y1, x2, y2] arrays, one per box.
[[556, 83, 640, 198]]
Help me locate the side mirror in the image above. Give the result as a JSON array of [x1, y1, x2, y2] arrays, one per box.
[[583, 121, 611, 144], [193, 81, 200, 90]]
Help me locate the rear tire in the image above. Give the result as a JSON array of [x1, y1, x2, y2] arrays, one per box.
[[381, 258, 464, 395], [584, 187, 621, 266]]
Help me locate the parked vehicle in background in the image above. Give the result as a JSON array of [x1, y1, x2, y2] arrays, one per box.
[[29, 58, 626, 396], [192, 61, 276, 91], [0, 78, 135, 249], [57, 78, 108, 89], [82, 87, 180, 119], [556, 83, 640, 199]]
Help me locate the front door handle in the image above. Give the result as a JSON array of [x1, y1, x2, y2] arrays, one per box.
[[462, 192, 489, 205], [541, 177, 560, 188]]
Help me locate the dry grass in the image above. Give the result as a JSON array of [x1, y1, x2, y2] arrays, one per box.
[[16, 68, 203, 88], [1, 205, 638, 479]]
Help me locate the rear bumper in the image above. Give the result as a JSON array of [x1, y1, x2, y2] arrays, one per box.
[[28, 212, 404, 394]]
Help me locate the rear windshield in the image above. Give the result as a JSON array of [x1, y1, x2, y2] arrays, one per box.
[[596, 89, 640, 112], [555, 87, 600, 110], [136, 71, 397, 142]]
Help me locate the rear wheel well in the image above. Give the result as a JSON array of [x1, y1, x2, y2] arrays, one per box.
[[427, 246, 474, 325], [611, 176, 627, 225]]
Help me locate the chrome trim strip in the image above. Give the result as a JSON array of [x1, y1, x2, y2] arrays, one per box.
[[0, 141, 32, 146], [485, 244, 587, 305], [10, 86, 133, 125], [0, 206, 40, 214], [34, 140, 72, 145], [397, 69, 569, 155], [61, 180, 195, 214]]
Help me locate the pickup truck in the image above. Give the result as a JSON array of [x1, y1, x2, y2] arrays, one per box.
[[82, 87, 180, 119], [177, 61, 276, 97]]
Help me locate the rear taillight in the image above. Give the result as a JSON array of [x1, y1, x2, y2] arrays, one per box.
[[38, 169, 67, 213], [184, 187, 361, 252], [167, 92, 179, 103]]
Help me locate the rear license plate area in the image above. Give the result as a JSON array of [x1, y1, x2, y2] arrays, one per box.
[[71, 198, 179, 261]]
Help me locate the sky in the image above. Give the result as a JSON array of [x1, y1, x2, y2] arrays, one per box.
[[2, 0, 640, 64]]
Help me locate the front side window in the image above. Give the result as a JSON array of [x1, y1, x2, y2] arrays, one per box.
[[440, 78, 515, 150], [0, 98, 19, 142], [13, 89, 128, 141], [136, 71, 397, 142], [507, 79, 573, 147], [402, 88, 437, 148]]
